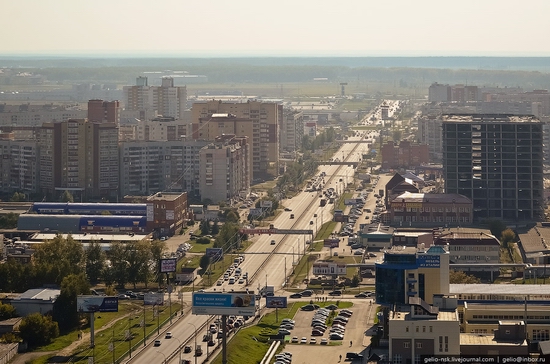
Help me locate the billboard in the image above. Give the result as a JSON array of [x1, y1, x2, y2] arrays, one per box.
[[324, 238, 340, 248], [144, 292, 164, 305], [313, 262, 347, 276], [266, 296, 287, 309], [344, 199, 358, 206], [192, 292, 256, 316], [249, 208, 263, 218], [205, 248, 223, 261], [160, 258, 177, 273], [77, 295, 118, 313]]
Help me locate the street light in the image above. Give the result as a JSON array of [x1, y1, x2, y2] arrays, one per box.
[[173, 335, 182, 364], [188, 323, 198, 364], [157, 350, 166, 364]]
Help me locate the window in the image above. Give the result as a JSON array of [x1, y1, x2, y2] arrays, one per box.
[[405, 326, 409, 332], [417, 342, 423, 349], [404, 342, 410, 348], [393, 354, 402, 364], [439, 336, 443, 352], [422, 326, 426, 332]]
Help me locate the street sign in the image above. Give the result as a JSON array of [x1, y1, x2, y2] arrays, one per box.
[[239, 228, 313, 235]]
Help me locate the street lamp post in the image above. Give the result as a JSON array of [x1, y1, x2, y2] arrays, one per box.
[[173, 336, 182, 364], [189, 323, 198, 364]]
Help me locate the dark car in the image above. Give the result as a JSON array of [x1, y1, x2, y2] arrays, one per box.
[[329, 333, 344, 340], [284, 208, 292, 211], [328, 290, 342, 296], [355, 293, 371, 298], [301, 304, 318, 311], [289, 293, 302, 299], [326, 304, 338, 310], [300, 290, 314, 297], [183, 346, 192, 353], [311, 329, 324, 336], [346, 352, 364, 360]]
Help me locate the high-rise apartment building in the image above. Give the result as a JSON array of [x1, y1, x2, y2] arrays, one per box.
[[0, 103, 87, 127], [119, 140, 210, 198], [442, 114, 543, 221], [87, 99, 120, 124], [199, 135, 250, 203], [417, 115, 443, 162], [191, 100, 280, 180], [37, 119, 119, 200], [281, 109, 304, 153], [123, 77, 187, 120], [0, 139, 39, 195]]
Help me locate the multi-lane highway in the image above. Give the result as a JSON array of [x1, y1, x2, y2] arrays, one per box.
[[128, 105, 384, 364]]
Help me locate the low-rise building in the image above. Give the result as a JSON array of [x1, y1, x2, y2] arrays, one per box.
[[8, 288, 60, 316]]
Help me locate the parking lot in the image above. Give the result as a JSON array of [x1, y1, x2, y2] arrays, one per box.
[[279, 299, 376, 363]]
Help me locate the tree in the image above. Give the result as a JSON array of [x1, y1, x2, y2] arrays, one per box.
[[10, 192, 26, 202], [487, 219, 506, 239], [150, 240, 167, 287], [126, 241, 152, 289], [350, 274, 360, 287], [0, 213, 19, 229], [107, 242, 129, 288], [213, 222, 240, 251], [19, 313, 59, 347], [225, 211, 239, 224], [199, 254, 211, 272], [33, 235, 85, 285], [196, 237, 210, 245], [60, 190, 74, 203], [85, 241, 106, 285], [0, 303, 16, 320], [449, 270, 481, 284], [501, 228, 516, 247], [211, 221, 220, 235], [53, 273, 90, 330], [200, 220, 211, 235]]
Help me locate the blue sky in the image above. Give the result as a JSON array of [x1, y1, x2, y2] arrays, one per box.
[[3, 0, 550, 56]]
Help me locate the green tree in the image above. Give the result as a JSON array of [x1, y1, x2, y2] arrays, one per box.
[[225, 211, 239, 223], [33, 235, 85, 285], [126, 240, 152, 289], [0, 213, 19, 229], [487, 219, 507, 239], [350, 274, 360, 287], [53, 273, 90, 330], [150, 240, 167, 287], [107, 242, 129, 288], [85, 241, 106, 285], [211, 221, 220, 235], [196, 237, 210, 245], [501, 228, 516, 247], [19, 313, 59, 347], [60, 190, 74, 203], [10, 192, 26, 202], [0, 303, 17, 320], [213, 222, 240, 251], [449, 270, 481, 284], [199, 254, 210, 272], [200, 220, 211, 235]]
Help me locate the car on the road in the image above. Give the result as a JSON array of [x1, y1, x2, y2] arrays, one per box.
[[270, 240, 276, 245], [165, 332, 172, 339], [353, 249, 364, 255], [284, 207, 292, 211], [183, 345, 192, 353], [346, 352, 364, 360], [291, 336, 299, 343], [289, 293, 302, 298], [355, 292, 371, 298], [290, 214, 294, 219], [154, 340, 161, 346], [300, 337, 308, 344], [328, 290, 342, 296], [118, 294, 129, 300], [217, 280, 223, 286], [300, 290, 314, 297]]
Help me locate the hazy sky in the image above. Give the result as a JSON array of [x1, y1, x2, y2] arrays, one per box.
[[4, 0, 550, 56]]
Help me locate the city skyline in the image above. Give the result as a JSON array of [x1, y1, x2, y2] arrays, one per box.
[[3, 0, 550, 57]]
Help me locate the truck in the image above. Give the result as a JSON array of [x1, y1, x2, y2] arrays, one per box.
[[260, 285, 274, 297], [320, 199, 327, 207]]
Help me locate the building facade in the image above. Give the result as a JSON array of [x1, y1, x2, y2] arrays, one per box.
[[198, 135, 250, 204], [0, 139, 39, 195], [281, 109, 304, 153], [87, 99, 120, 124], [123, 76, 187, 120], [191, 100, 280, 180], [389, 192, 473, 227], [0, 103, 87, 127], [381, 140, 429, 171], [417, 115, 443, 162], [442, 114, 544, 221], [37, 119, 119, 200]]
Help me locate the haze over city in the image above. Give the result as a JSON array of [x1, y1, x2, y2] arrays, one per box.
[[3, 0, 550, 56]]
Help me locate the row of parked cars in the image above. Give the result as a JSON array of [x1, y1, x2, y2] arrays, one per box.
[[273, 351, 293, 364]]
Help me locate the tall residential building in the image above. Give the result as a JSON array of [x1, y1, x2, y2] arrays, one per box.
[[442, 114, 544, 221], [0, 103, 87, 127], [199, 135, 250, 203], [191, 100, 280, 180], [417, 115, 443, 162], [123, 76, 187, 120], [281, 109, 304, 153], [380, 140, 429, 170], [37, 119, 119, 200], [0, 139, 39, 195], [87, 99, 120, 124], [119, 140, 209, 198]]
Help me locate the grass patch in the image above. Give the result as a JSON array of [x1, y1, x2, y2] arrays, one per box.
[[337, 192, 353, 210], [313, 221, 338, 250], [188, 239, 214, 254]]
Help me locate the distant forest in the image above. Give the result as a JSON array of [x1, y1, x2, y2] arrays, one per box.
[[2, 56, 550, 89]]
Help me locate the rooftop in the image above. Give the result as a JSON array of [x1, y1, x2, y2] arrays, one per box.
[[460, 333, 525, 346], [441, 114, 540, 123], [451, 284, 550, 296], [391, 191, 471, 204], [518, 224, 550, 254], [15, 288, 60, 302], [391, 310, 457, 322]]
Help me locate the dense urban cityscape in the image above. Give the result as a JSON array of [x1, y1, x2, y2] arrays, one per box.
[[3, 1, 550, 363]]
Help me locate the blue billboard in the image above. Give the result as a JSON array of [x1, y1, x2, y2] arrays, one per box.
[[192, 292, 256, 316], [77, 295, 119, 313]]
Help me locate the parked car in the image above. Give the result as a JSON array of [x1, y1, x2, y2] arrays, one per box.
[[329, 333, 344, 340], [328, 290, 342, 296], [346, 352, 364, 360], [183, 346, 192, 353], [289, 293, 302, 299], [300, 337, 308, 344], [301, 304, 319, 311], [291, 336, 299, 343]]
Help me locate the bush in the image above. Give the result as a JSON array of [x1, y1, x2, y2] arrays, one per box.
[[19, 313, 59, 347]]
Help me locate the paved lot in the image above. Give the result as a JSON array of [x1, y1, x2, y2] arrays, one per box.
[[280, 299, 376, 364]]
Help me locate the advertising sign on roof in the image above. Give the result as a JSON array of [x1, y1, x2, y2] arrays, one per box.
[[417, 254, 440, 268]]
